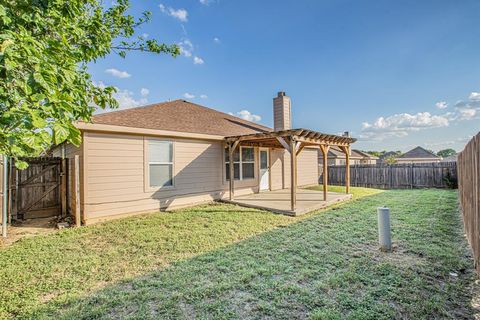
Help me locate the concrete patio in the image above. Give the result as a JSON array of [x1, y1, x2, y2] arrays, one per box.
[[223, 188, 352, 216]]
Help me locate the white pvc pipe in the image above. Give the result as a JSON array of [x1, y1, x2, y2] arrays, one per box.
[[2, 156, 8, 238], [377, 207, 391, 251]]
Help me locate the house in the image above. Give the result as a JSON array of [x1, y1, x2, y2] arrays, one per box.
[[52, 92, 355, 224], [440, 154, 458, 163], [318, 147, 378, 166], [396, 146, 442, 164]]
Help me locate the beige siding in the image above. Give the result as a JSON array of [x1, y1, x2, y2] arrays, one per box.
[[270, 149, 286, 190], [51, 143, 83, 218], [297, 148, 319, 186], [268, 147, 318, 191], [83, 132, 258, 224]]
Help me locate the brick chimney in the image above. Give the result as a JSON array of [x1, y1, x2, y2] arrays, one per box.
[[273, 91, 291, 131]]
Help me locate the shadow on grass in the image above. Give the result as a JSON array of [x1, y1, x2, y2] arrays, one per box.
[[25, 190, 476, 320]]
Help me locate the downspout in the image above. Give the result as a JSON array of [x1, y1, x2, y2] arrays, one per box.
[[2, 155, 8, 237]]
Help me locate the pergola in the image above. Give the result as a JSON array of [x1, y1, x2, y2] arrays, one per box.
[[225, 128, 357, 211]]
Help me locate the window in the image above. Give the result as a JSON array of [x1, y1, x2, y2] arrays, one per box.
[[225, 147, 255, 180], [148, 140, 173, 188]]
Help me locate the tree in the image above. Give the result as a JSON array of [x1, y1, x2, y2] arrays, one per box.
[[0, 0, 179, 168], [437, 148, 456, 158], [384, 155, 398, 165]]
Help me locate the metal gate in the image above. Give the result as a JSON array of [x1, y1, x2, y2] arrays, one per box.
[[10, 157, 67, 220]]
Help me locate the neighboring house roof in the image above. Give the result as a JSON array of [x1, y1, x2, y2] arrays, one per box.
[[352, 150, 379, 160], [398, 146, 441, 160], [320, 147, 378, 160], [92, 100, 271, 136]]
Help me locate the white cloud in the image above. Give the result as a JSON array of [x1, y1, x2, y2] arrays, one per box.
[[229, 110, 262, 122], [213, 37, 221, 43], [114, 88, 148, 109], [105, 68, 131, 79], [178, 39, 193, 57], [159, 4, 188, 22], [141, 33, 149, 39], [200, 0, 215, 5], [193, 56, 204, 65], [183, 92, 195, 99], [457, 107, 477, 120], [200, 94, 208, 99], [469, 92, 480, 101], [361, 112, 450, 140], [435, 101, 448, 109], [177, 39, 206, 65], [361, 90, 480, 141], [140, 88, 149, 97]]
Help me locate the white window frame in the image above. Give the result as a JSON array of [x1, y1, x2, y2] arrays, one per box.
[[225, 146, 255, 181], [145, 139, 175, 190]]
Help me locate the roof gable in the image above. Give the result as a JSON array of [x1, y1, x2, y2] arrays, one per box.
[[399, 146, 440, 159], [92, 100, 271, 137]]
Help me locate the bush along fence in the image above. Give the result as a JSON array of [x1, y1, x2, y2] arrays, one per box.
[[321, 162, 458, 189], [457, 133, 480, 274]]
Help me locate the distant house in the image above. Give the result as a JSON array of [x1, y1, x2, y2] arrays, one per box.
[[319, 147, 378, 166], [396, 146, 442, 164], [440, 154, 458, 162]]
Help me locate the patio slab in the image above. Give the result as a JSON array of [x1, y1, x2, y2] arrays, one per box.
[[223, 188, 352, 216]]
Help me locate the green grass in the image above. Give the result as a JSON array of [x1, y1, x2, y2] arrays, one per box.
[[308, 184, 384, 200], [0, 188, 475, 319]]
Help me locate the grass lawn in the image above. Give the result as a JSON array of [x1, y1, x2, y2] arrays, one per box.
[[0, 187, 475, 319]]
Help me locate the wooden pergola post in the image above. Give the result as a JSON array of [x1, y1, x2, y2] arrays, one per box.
[[320, 144, 330, 201], [340, 145, 351, 194], [228, 140, 239, 201], [289, 136, 297, 212]]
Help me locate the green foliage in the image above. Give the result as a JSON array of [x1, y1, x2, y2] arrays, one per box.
[[384, 154, 398, 164], [437, 148, 456, 158], [0, 0, 179, 165]]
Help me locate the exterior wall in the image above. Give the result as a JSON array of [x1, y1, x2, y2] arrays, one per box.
[[270, 147, 318, 190], [297, 148, 319, 186], [270, 149, 286, 190], [51, 142, 83, 218], [396, 158, 441, 164], [82, 132, 259, 224]]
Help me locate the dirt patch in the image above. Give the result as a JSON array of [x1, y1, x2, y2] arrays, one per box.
[[0, 217, 58, 247]]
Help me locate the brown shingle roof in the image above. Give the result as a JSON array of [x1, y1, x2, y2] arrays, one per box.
[[92, 100, 271, 136], [398, 146, 440, 159]]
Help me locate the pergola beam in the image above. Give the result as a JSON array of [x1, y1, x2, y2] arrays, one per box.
[[276, 137, 291, 153], [296, 142, 306, 156]]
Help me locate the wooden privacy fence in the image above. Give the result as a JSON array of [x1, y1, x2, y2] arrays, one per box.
[[9, 157, 68, 220], [457, 133, 480, 273], [322, 162, 458, 189]]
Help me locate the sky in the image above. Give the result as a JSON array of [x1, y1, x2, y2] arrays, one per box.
[[88, 0, 480, 153]]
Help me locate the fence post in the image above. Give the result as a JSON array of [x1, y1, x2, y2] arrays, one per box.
[[2, 156, 8, 238], [74, 155, 81, 227]]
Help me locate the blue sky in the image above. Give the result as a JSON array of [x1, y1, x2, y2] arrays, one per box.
[[89, 0, 480, 152]]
